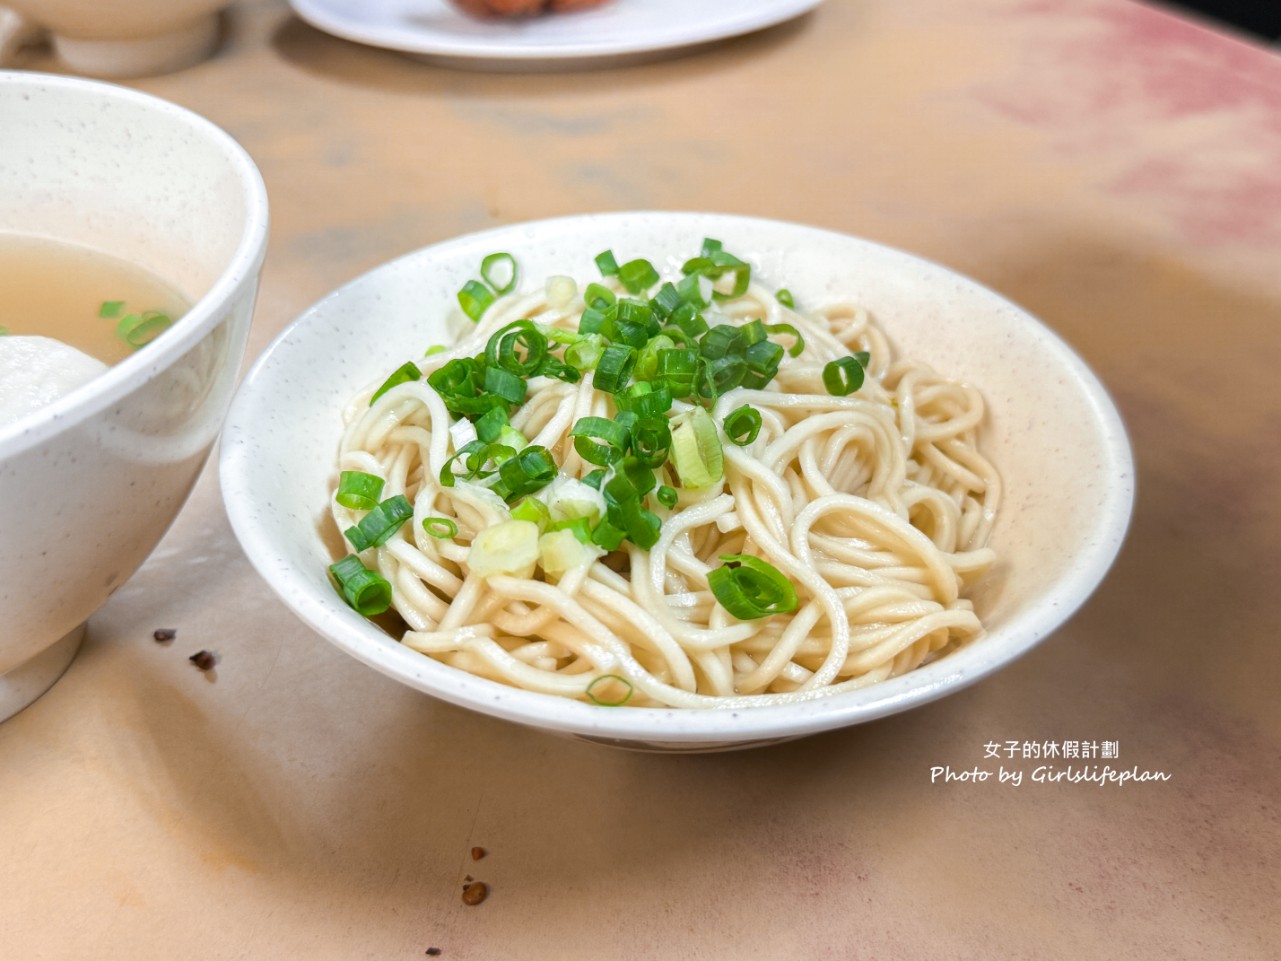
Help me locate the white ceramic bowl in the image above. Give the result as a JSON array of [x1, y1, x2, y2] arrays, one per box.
[[0, 72, 268, 720], [0, 1, 229, 77], [220, 212, 1132, 752]]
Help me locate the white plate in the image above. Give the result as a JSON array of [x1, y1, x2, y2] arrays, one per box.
[[289, 0, 824, 70], [220, 212, 1134, 752]]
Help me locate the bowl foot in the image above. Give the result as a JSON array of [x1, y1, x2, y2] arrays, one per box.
[[0, 623, 85, 723], [51, 14, 220, 78]]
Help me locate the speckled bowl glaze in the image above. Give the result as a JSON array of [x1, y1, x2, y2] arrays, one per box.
[[0, 73, 268, 721], [220, 213, 1132, 752]]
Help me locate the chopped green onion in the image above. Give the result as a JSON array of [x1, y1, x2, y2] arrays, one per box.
[[487, 321, 548, 376], [439, 439, 487, 488], [634, 334, 675, 382], [329, 554, 393, 616], [618, 258, 660, 295], [422, 516, 459, 539], [700, 324, 742, 360], [593, 343, 636, 394], [741, 340, 785, 389], [424, 344, 447, 357], [586, 674, 634, 706], [590, 518, 626, 551], [669, 302, 709, 339], [632, 416, 672, 468], [676, 272, 712, 309], [565, 333, 607, 371], [615, 381, 672, 418], [496, 445, 557, 500], [765, 322, 805, 357], [510, 496, 551, 530], [474, 405, 510, 444], [480, 251, 517, 295], [656, 348, 699, 397], [570, 416, 629, 466], [584, 282, 616, 309], [708, 554, 799, 619], [649, 282, 683, 319], [670, 406, 723, 490], [581, 469, 607, 491], [699, 355, 747, 399], [98, 300, 124, 319], [776, 288, 795, 308], [656, 485, 678, 509], [458, 279, 495, 321], [548, 516, 593, 544], [117, 310, 172, 348], [724, 405, 763, 446], [579, 307, 609, 336], [482, 365, 527, 405], [823, 354, 867, 396], [612, 318, 650, 349], [336, 471, 385, 511], [370, 361, 422, 405], [344, 494, 415, 552], [595, 249, 619, 276]]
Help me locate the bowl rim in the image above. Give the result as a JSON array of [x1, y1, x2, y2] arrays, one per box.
[[0, 70, 270, 458], [220, 211, 1135, 744]]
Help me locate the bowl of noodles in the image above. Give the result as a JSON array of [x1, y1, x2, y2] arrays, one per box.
[[220, 212, 1132, 751]]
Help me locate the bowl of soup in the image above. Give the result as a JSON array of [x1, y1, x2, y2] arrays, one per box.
[[0, 71, 268, 721]]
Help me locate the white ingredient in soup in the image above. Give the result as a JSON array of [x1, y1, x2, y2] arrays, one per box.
[[327, 240, 1001, 709]]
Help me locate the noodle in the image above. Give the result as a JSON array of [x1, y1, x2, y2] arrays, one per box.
[[330, 246, 1000, 708]]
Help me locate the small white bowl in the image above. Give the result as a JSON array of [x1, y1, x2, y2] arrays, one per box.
[[0, 72, 268, 720], [0, 1, 229, 77], [220, 212, 1132, 751]]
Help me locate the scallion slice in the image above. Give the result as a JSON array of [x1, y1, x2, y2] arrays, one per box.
[[458, 279, 495, 321], [371, 361, 422, 405], [823, 354, 867, 396], [656, 485, 678, 510], [496, 445, 557, 500], [98, 300, 124, 319], [708, 554, 799, 619], [632, 416, 672, 468], [595, 249, 619, 276], [117, 310, 172, 348], [422, 517, 459, 539], [618, 258, 660, 295], [586, 674, 634, 706], [329, 554, 393, 617], [724, 405, 763, 446], [565, 333, 607, 371], [482, 365, 527, 405], [765, 322, 805, 357], [474, 405, 510, 444], [584, 282, 616, 309], [480, 252, 518, 295], [569, 416, 629, 466], [593, 343, 636, 394], [344, 494, 415, 552], [336, 471, 385, 510], [486, 321, 548, 376], [669, 406, 723, 490], [656, 348, 698, 397], [511, 496, 551, 530], [776, 288, 795, 308]]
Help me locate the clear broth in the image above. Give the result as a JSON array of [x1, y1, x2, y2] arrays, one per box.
[[0, 233, 190, 365]]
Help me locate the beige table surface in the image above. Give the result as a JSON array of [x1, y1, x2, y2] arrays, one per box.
[[3, 1, 1280, 958]]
